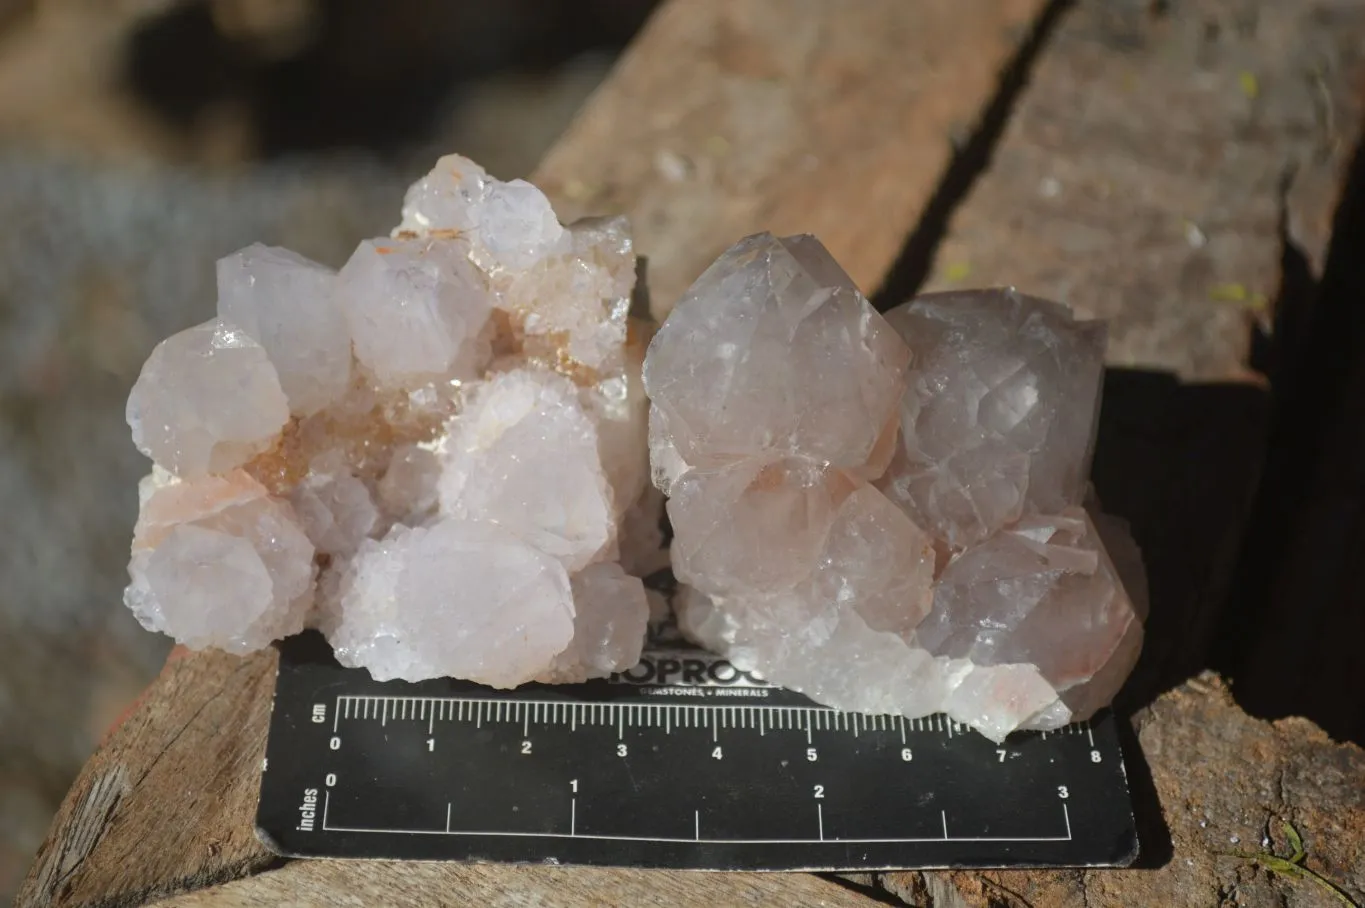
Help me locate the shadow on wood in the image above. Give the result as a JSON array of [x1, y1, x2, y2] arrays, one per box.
[[1089, 369, 1269, 711], [1222, 125, 1365, 745]]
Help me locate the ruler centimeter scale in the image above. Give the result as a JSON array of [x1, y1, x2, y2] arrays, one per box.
[[258, 631, 1139, 871]]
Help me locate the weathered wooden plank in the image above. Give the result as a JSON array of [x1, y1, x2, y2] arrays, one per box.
[[880, 674, 1365, 908], [17, 1, 1061, 904], [144, 861, 876, 908], [535, 0, 1052, 318], [18, 648, 278, 908], [911, 0, 1365, 381]]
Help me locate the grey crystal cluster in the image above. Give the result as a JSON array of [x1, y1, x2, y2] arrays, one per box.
[[644, 233, 1145, 741]]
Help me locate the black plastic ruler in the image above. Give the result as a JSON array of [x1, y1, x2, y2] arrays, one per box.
[[257, 631, 1138, 871]]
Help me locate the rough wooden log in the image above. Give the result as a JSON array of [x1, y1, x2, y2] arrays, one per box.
[[880, 674, 1365, 908], [144, 859, 876, 908], [18, 649, 278, 908], [534, 0, 1051, 319], [893, 0, 1365, 382]]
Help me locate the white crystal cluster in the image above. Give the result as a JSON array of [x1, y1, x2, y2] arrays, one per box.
[[645, 234, 1145, 741], [124, 154, 653, 685]]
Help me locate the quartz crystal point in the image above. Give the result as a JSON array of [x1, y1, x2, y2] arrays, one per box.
[[123, 153, 651, 684], [125, 469, 315, 654], [290, 463, 381, 558], [648, 233, 1143, 741], [325, 519, 575, 687], [398, 154, 489, 235], [127, 319, 290, 477], [643, 232, 910, 475], [539, 562, 650, 683], [216, 244, 351, 416], [337, 237, 492, 389], [879, 289, 1106, 548], [438, 369, 615, 572]]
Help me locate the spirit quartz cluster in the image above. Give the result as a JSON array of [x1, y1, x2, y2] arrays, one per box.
[[124, 154, 655, 686], [645, 234, 1146, 741], [122, 154, 1145, 739]]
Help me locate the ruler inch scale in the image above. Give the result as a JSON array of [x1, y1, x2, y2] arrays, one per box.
[[258, 631, 1139, 871]]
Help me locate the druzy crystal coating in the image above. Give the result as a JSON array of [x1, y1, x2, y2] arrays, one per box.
[[645, 233, 1142, 740], [124, 154, 650, 685]]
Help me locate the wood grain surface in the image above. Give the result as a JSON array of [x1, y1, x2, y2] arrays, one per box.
[[880, 674, 1365, 908], [19, 648, 278, 907], [535, 0, 1051, 318], [912, 0, 1365, 381], [145, 861, 876, 908]]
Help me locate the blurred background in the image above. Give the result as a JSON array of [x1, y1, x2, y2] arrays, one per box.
[[0, 0, 656, 897]]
